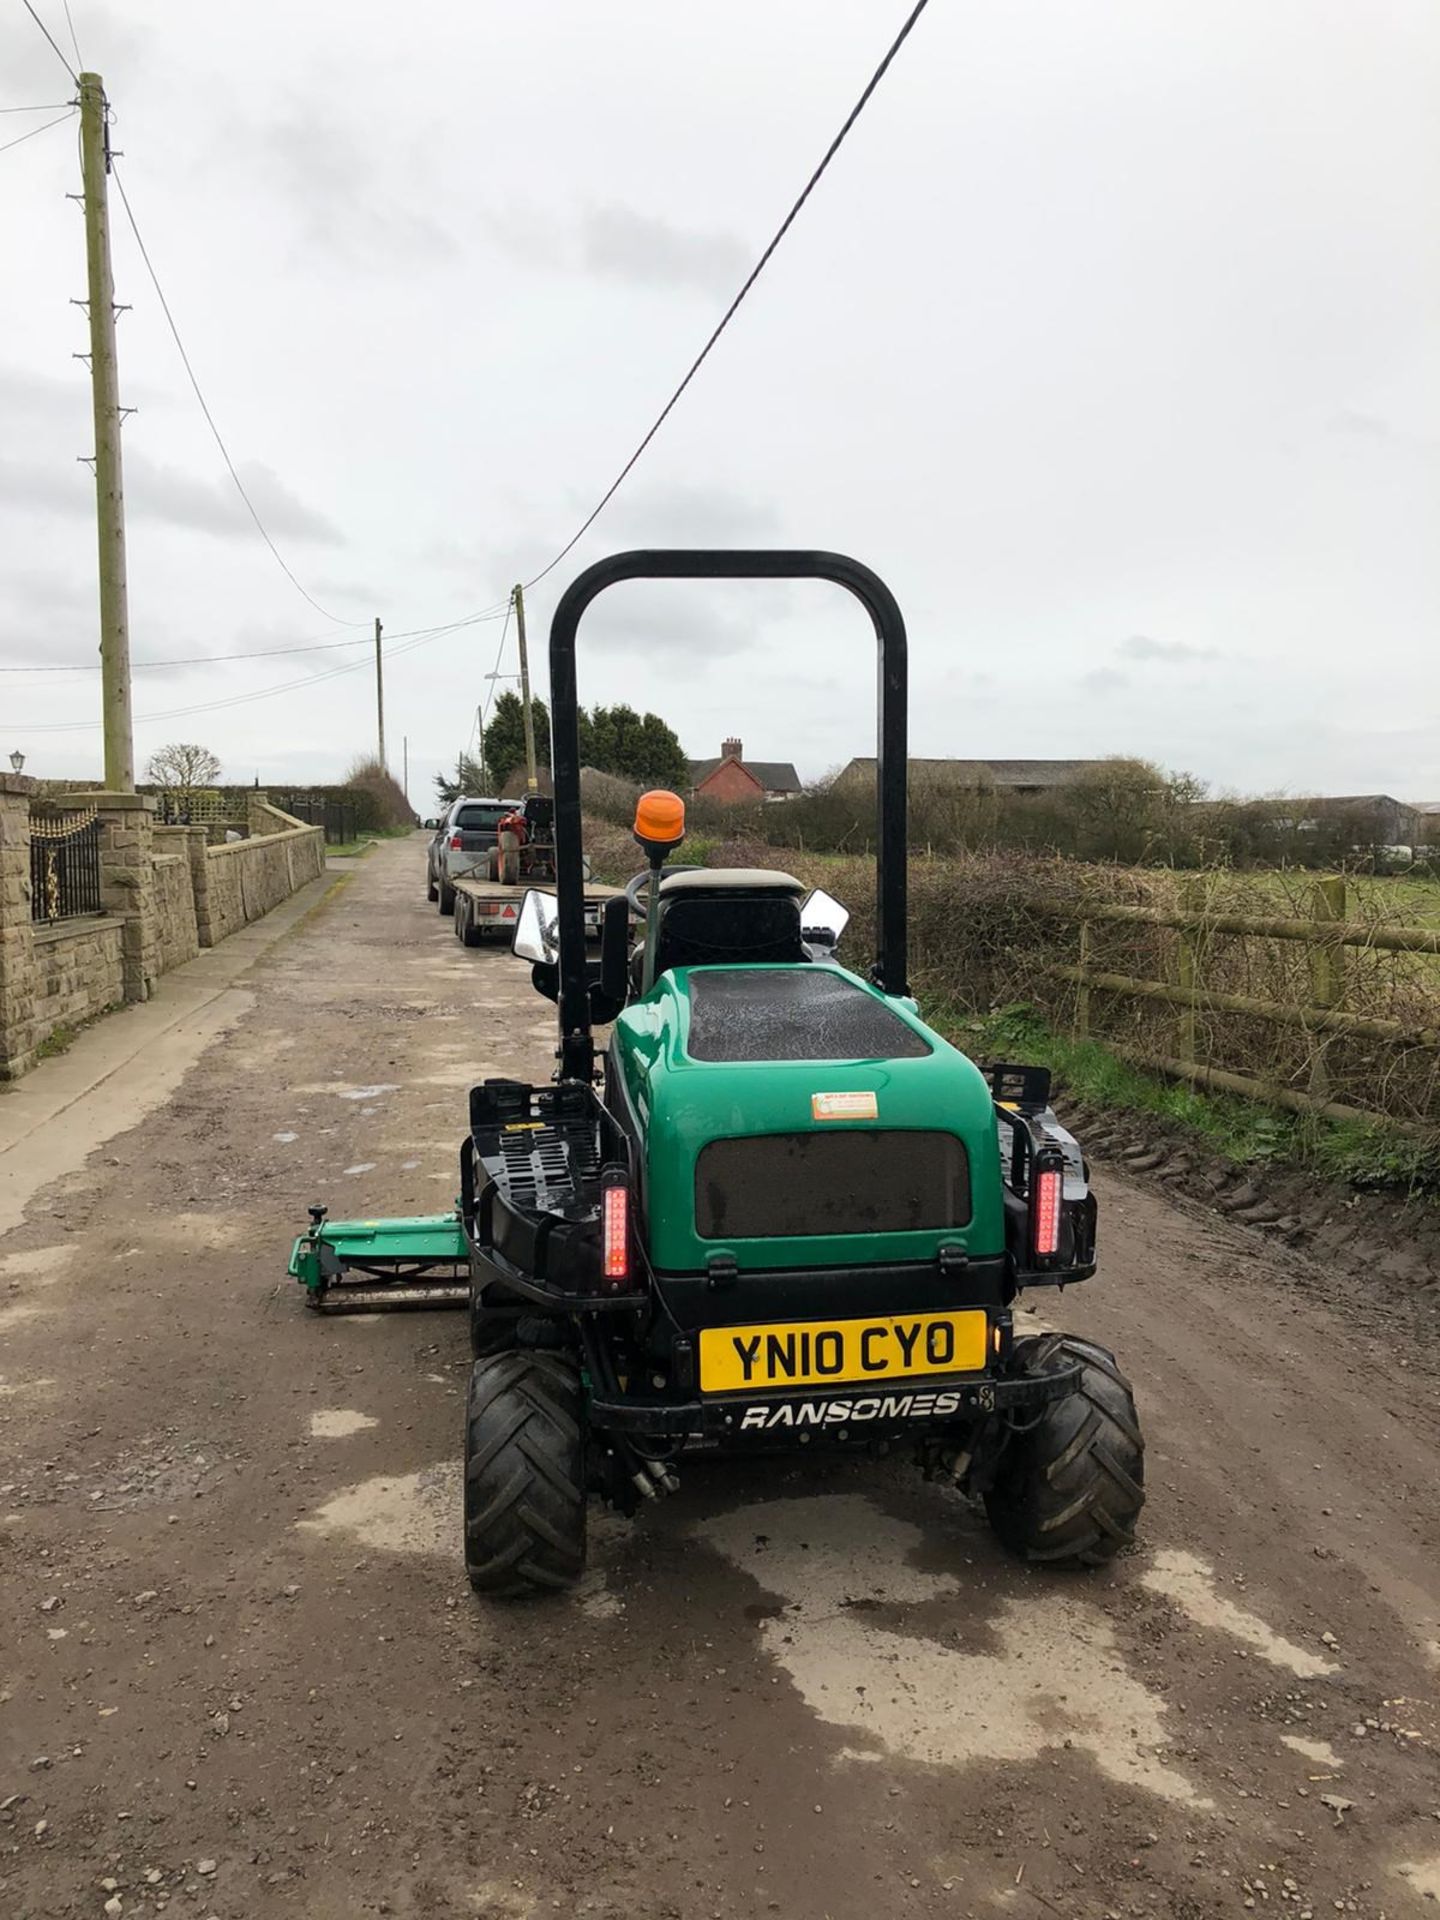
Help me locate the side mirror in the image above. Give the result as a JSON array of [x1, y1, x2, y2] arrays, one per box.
[[801, 887, 849, 947], [513, 888, 561, 964]]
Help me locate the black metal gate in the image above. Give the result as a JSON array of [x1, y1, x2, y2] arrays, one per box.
[[29, 807, 103, 923]]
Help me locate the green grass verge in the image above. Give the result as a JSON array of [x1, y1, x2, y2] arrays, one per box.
[[938, 1000, 1440, 1197]]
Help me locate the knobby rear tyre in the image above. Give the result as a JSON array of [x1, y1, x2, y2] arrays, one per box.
[[464, 1352, 587, 1597], [984, 1334, 1144, 1569]]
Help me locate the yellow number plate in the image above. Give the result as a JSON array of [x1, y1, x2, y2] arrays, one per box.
[[699, 1311, 987, 1395]]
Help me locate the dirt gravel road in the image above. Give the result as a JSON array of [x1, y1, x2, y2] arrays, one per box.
[[3, 834, 1438, 1920]]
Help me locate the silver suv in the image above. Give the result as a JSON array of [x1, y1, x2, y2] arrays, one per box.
[[427, 797, 513, 914]]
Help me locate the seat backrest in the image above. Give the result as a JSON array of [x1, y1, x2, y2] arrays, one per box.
[[652, 890, 805, 976]]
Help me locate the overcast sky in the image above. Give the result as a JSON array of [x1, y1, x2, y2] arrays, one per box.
[[2, 0, 1436, 807]]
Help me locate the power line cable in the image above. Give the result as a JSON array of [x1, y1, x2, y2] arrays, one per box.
[[518, 0, 932, 592], [19, 0, 77, 83], [108, 157, 366, 628], [0, 103, 73, 153], [0, 99, 73, 110], [59, 0, 82, 70], [13, 606, 509, 732]]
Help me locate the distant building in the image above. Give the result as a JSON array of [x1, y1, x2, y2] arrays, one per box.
[[1296, 795, 1421, 846], [688, 737, 803, 804], [834, 757, 1107, 793]]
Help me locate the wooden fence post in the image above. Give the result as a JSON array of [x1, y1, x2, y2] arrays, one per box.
[[1073, 918, 1091, 1039], [1308, 875, 1347, 1099], [1175, 878, 1204, 1067]]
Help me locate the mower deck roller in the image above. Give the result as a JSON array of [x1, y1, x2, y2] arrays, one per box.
[[288, 1209, 468, 1312], [290, 549, 1144, 1598]]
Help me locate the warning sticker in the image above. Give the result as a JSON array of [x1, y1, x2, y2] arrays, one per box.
[[811, 1090, 878, 1122]]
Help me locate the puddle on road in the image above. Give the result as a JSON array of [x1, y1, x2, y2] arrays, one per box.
[[700, 1494, 1204, 1804], [309, 1409, 379, 1439], [1140, 1550, 1338, 1677], [1280, 1733, 1343, 1768]]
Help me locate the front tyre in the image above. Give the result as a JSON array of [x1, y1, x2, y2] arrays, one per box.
[[464, 1352, 587, 1597], [984, 1334, 1144, 1568]]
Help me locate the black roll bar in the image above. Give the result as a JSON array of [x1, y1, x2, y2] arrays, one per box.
[[549, 550, 908, 1080]]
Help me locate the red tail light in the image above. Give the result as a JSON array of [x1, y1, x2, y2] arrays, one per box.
[[1033, 1166, 1063, 1258], [449, 833, 463, 849], [602, 1182, 630, 1288]]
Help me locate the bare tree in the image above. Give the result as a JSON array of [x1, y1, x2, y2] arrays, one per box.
[[145, 742, 222, 809]]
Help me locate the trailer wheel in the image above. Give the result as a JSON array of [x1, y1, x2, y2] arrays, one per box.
[[457, 896, 483, 947], [464, 1352, 587, 1596], [984, 1334, 1144, 1569]]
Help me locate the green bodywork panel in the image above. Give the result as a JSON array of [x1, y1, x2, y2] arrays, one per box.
[[288, 1213, 467, 1292], [610, 963, 1004, 1274]]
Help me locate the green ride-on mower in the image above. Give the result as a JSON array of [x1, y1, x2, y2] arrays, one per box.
[[289, 550, 1144, 1597]]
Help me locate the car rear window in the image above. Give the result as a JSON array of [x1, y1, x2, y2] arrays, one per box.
[[455, 805, 507, 831]]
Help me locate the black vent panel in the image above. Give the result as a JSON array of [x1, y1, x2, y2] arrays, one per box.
[[695, 1131, 969, 1240]]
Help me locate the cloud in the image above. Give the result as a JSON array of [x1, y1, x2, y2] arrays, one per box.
[[601, 481, 782, 547], [0, 450, 342, 544], [127, 454, 344, 543], [1079, 666, 1130, 693], [479, 203, 749, 297], [1329, 408, 1393, 441], [579, 206, 748, 296], [582, 581, 770, 660], [256, 113, 457, 267], [1118, 633, 1219, 663]]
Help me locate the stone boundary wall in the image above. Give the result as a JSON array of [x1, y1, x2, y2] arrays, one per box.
[[0, 778, 326, 1079], [32, 917, 125, 1039], [204, 800, 325, 945], [152, 838, 201, 975]]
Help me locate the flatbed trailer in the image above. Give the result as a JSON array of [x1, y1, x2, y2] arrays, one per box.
[[453, 875, 626, 947]]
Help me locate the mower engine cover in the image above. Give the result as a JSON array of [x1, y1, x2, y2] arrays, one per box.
[[608, 960, 1005, 1276]]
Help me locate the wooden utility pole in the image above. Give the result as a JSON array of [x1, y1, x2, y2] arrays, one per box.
[[512, 584, 539, 792], [79, 72, 134, 791], [374, 617, 386, 768]]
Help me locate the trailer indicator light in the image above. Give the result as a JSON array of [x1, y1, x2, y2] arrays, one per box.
[[1033, 1166, 1063, 1258]]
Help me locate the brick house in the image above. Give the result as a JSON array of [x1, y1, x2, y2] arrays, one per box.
[[688, 738, 803, 804]]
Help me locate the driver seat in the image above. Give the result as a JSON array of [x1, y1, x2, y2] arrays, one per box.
[[649, 869, 808, 978]]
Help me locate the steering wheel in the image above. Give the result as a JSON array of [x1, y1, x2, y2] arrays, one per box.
[[623, 864, 702, 921]]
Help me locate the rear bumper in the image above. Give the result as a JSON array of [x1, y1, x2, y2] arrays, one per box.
[[589, 1364, 1076, 1441]]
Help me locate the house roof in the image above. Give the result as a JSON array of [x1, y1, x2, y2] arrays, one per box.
[[837, 757, 1105, 789], [688, 756, 802, 792], [1302, 794, 1415, 811]]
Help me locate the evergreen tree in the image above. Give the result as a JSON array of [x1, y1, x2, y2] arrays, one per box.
[[482, 691, 551, 793], [577, 703, 688, 788]]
